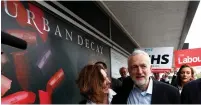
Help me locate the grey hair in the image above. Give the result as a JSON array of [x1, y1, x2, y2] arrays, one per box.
[[130, 49, 151, 66]]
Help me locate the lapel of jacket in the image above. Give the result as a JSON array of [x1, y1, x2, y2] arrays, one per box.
[[198, 78, 201, 103], [151, 80, 158, 104], [191, 78, 201, 104], [123, 77, 134, 104]]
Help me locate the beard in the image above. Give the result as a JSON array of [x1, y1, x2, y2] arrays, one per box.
[[131, 76, 149, 88]]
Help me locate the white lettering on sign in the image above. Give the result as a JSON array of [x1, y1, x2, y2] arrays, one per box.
[[4, 1, 18, 18], [78, 35, 83, 45], [26, 9, 44, 34], [178, 56, 201, 64], [77, 35, 103, 54], [3, 1, 104, 55], [55, 25, 62, 37], [65, 29, 73, 41], [43, 17, 50, 32]]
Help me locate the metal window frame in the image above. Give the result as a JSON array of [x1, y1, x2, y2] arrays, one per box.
[[36, 1, 130, 57], [96, 1, 141, 48]]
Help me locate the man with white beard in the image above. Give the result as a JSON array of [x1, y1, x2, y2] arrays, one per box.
[[112, 50, 180, 104]]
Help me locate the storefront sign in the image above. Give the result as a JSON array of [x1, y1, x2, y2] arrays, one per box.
[[1, 1, 110, 104]]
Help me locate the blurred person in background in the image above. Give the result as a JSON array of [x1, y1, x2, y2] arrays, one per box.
[[160, 73, 170, 84], [171, 70, 178, 86], [172, 64, 195, 93], [118, 67, 128, 82], [77, 64, 116, 104], [153, 73, 160, 81]]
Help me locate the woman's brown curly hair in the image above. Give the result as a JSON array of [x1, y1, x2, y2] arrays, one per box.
[[76, 64, 106, 103]]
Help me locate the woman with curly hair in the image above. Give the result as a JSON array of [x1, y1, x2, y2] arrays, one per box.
[[77, 64, 116, 104]]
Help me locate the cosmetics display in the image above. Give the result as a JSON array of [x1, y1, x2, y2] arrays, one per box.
[[11, 51, 29, 90], [6, 30, 37, 45], [38, 90, 51, 104], [46, 68, 64, 96], [37, 50, 52, 69], [1, 91, 36, 104]]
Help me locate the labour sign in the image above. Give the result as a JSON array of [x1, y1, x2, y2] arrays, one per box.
[[174, 48, 201, 68], [139, 47, 174, 70]]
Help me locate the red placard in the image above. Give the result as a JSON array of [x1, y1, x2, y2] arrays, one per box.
[[151, 69, 171, 73], [174, 48, 201, 68]]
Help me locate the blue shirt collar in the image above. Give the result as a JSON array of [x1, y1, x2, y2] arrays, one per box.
[[133, 77, 153, 95]]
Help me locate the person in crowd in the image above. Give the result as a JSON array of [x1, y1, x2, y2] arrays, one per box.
[[95, 61, 122, 93], [181, 78, 201, 104], [112, 50, 180, 104], [118, 67, 128, 82], [153, 73, 160, 81], [171, 71, 177, 86], [172, 64, 194, 93], [160, 73, 170, 84], [77, 64, 116, 104]]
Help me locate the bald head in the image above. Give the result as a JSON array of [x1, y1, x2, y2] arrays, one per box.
[[119, 67, 127, 78]]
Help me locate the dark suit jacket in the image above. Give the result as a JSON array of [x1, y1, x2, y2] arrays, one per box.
[[181, 78, 201, 104], [79, 100, 87, 104], [112, 76, 180, 104], [118, 77, 127, 83], [111, 78, 122, 93]]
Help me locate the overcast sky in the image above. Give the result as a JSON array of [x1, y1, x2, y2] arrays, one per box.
[[185, 2, 201, 49]]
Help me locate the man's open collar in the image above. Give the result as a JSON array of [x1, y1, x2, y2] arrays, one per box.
[[133, 77, 153, 95]]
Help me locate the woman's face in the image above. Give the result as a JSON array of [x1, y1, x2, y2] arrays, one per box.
[[180, 67, 192, 84], [100, 69, 111, 94]]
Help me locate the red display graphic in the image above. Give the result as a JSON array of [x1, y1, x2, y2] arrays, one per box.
[[11, 51, 29, 90], [39, 90, 51, 104], [174, 48, 201, 68], [28, 3, 48, 42], [151, 69, 171, 73], [1, 91, 36, 104], [1, 1, 28, 27], [46, 68, 65, 95], [2, 1, 48, 42], [6, 30, 37, 45], [1, 75, 12, 97]]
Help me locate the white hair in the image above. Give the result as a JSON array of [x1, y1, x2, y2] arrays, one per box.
[[130, 49, 151, 66]]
